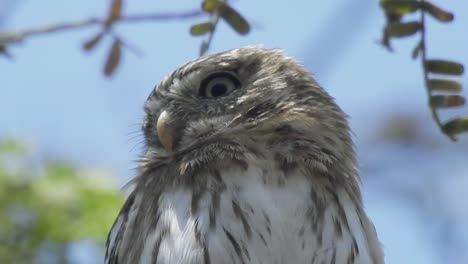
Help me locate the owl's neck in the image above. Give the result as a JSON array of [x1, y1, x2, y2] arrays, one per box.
[[141, 132, 361, 206]]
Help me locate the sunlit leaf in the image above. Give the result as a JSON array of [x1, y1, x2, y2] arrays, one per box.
[[428, 79, 462, 92], [202, 0, 220, 12], [443, 117, 468, 135], [104, 40, 121, 76], [218, 3, 250, 35], [429, 95, 465, 108], [82, 31, 104, 51], [380, 0, 421, 15], [423, 2, 454, 22], [190, 22, 214, 36], [201, 0, 250, 35], [386, 21, 421, 37], [0, 139, 26, 153], [425, 59, 464, 75], [0, 142, 125, 262]]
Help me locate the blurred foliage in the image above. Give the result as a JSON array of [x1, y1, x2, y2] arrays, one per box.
[[379, 0, 467, 140], [0, 139, 123, 263]]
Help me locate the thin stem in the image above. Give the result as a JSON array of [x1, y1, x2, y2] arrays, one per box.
[[420, 1, 456, 141], [199, 0, 226, 56], [0, 10, 203, 46]]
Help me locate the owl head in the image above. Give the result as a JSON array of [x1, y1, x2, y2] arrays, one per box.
[[142, 46, 353, 170]]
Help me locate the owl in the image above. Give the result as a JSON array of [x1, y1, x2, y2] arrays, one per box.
[[104, 46, 384, 264]]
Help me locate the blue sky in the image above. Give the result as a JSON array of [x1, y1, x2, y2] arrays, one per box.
[[1, 0, 468, 263]]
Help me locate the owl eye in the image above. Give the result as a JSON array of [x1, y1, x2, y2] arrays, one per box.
[[199, 72, 240, 98]]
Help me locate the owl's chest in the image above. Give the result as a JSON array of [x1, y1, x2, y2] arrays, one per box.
[[142, 164, 370, 264]]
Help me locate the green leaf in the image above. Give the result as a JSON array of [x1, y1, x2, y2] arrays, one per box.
[[0, 139, 26, 153], [201, 0, 250, 35], [428, 79, 462, 92], [380, 0, 421, 15], [201, 0, 220, 12], [218, 3, 250, 35], [425, 60, 464, 75], [430, 95, 465, 108], [190, 22, 214, 36], [423, 2, 454, 22], [386, 21, 421, 37], [443, 117, 468, 136]]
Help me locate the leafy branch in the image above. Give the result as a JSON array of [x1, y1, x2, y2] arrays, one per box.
[[380, 0, 467, 140], [0, 0, 250, 76], [189, 0, 250, 55]]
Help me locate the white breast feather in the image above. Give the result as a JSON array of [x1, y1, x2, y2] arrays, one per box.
[[135, 160, 378, 264]]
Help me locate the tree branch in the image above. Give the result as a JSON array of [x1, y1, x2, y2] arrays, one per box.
[[420, 1, 456, 141], [0, 10, 203, 46]]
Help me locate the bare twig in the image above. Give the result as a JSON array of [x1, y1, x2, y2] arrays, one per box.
[[0, 10, 203, 46]]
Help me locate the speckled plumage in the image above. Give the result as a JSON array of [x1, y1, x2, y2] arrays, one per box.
[[104, 46, 384, 264]]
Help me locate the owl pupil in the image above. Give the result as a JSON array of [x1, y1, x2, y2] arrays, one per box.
[[210, 84, 227, 97]]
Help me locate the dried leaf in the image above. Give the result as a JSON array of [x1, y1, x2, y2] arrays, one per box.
[[428, 79, 462, 92], [190, 22, 214, 36], [425, 60, 464, 75], [442, 117, 468, 136], [430, 95, 465, 108], [380, 0, 421, 15], [104, 0, 123, 27], [386, 21, 421, 37], [423, 2, 454, 22], [108, 0, 122, 20], [83, 32, 104, 51], [104, 40, 121, 76]]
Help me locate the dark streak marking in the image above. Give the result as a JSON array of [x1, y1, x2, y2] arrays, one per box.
[[152, 229, 168, 262], [232, 200, 252, 238], [330, 249, 336, 264], [335, 196, 350, 233], [223, 227, 245, 264], [347, 249, 355, 264], [257, 231, 267, 246], [203, 242, 211, 264], [334, 217, 343, 238], [191, 191, 202, 215], [106, 193, 137, 264], [212, 169, 222, 183], [209, 191, 220, 230], [241, 244, 251, 261], [263, 211, 271, 225], [317, 229, 323, 246], [352, 236, 359, 256], [298, 225, 305, 237], [194, 218, 201, 243], [311, 254, 317, 264]]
